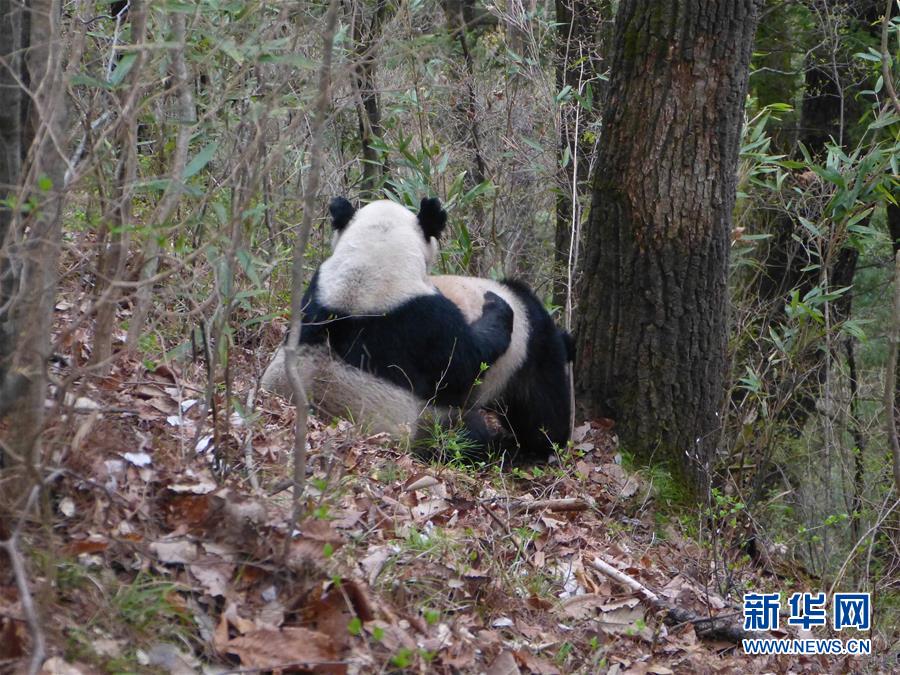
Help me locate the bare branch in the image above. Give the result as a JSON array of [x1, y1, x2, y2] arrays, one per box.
[[0, 478, 59, 675], [127, 8, 197, 348], [881, 0, 900, 117], [888, 251, 900, 496], [283, 0, 341, 532], [589, 556, 754, 644]]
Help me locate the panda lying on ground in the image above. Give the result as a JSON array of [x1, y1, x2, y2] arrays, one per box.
[[429, 275, 574, 462], [261, 196, 573, 463]]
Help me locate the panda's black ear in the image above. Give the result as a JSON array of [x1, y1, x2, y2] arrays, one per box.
[[329, 197, 356, 232], [418, 197, 448, 240]]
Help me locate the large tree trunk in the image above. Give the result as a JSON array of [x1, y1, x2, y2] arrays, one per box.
[[574, 0, 759, 489]]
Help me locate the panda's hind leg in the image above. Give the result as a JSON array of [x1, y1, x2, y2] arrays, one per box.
[[492, 386, 570, 465]]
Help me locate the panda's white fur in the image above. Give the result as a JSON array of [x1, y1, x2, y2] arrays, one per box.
[[318, 200, 439, 314], [429, 275, 529, 405]]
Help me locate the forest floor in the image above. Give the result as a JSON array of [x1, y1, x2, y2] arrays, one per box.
[[0, 335, 885, 674]]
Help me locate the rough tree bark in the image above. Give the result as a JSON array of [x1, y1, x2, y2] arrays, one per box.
[[574, 0, 760, 489]]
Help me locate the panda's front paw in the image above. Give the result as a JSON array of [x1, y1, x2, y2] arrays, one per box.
[[481, 291, 514, 334]]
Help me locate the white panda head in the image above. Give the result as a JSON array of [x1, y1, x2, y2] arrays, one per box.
[[328, 197, 447, 266], [316, 197, 448, 314]]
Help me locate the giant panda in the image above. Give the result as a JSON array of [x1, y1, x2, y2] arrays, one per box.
[[260, 197, 515, 446], [429, 275, 574, 462], [261, 196, 574, 463]]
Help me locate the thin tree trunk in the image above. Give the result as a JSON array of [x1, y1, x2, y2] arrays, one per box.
[[455, 27, 486, 187], [283, 0, 340, 537], [0, 0, 21, 243], [744, 1, 882, 494], [0, 0, 24, 417], [351, 0, 394, 199], [553, 0, 605, 311], [799, 59, 843, 151], [443, 0, 488, 188], [91, 0, 147, 373], [4, 0, 68, 472], [846, 337, 866, 543], [127, 10, 196, 350], [885, 203, 900, 563], [888, 251, 900, 499], [441, 1, 489, 274], [749, 1, 797, 152], [574, 0, 760, 490]]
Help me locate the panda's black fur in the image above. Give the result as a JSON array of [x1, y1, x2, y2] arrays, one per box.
[[430, 275, 574, 463], [490, 278, 573, 460], [297, 268, 513, 407]]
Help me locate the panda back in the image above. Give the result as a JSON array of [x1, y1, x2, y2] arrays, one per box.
[[430, 275, 529, 405]]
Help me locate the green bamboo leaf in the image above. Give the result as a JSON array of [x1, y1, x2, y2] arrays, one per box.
[[184, 142, 218, 179], [109, 53, 137, 86]]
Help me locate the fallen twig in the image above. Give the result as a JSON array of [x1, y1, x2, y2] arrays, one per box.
[[480, 501, 512, 534], [240, 384, 260, 492], [589, 555, 756, 644], [0, 483, 49, 675], [505, 497, 589, 514]]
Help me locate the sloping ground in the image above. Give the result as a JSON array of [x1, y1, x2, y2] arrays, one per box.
[[0, 351, 885, 674]]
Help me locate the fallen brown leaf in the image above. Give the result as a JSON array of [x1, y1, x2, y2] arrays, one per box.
[[486, 650, 521, 675], [0, 615, 26, 660], [64, 539, 108, 555], [189, 557, 234, 597], [513, 649, 561, 675], [151, 539, 199, 565], [360, 545, 391, 585]]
